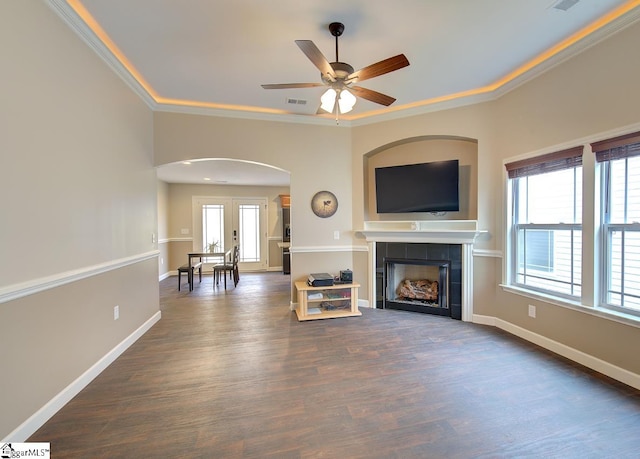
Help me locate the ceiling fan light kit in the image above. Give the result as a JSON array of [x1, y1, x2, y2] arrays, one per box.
[[337, 88, 356, 113], [261, 22, 410, 117], [320, 88, 337, 112], [320, 87, 357, 114]]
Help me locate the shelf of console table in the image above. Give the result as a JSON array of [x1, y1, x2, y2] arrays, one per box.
[[295, 281, 361, 321]]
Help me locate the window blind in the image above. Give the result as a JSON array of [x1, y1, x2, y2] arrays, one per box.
[[591, 131, 640, 163], [504, 146, 583, 179]]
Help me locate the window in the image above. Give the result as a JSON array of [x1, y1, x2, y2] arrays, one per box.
[[592, 132, 640, 315], [202, 204, 225, 253], [506, 147, 583, 299], [237, 203, 260, 263], [519, 229, 554, 272]]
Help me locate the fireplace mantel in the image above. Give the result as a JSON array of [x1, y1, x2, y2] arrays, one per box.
[[358, 220, 485, 244], [359, 220, 484, 322]]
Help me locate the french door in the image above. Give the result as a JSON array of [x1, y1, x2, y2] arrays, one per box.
[[192, 196, 268, 271]]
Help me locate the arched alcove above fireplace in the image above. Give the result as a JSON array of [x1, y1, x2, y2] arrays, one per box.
[[363, 136, 478, 222]]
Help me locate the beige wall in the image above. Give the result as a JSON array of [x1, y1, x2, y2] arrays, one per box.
[[1, 6, 157, 283], [154, 113, 356, 291], [157, 180, 170, 276], [352, 102, 498, 251], [157, 180, 170, 241], [1, 1, 159, 439], [2, 259, 159, 437], [489, 19, 640, 374], [364, 137, 478, 221]]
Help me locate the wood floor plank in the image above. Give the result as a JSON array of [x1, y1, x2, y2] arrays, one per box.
[[29, 272, 640, 458]]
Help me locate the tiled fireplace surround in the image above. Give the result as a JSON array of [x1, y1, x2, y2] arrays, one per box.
[[359, 220, 484, 322], [377, 242, 462, 319]]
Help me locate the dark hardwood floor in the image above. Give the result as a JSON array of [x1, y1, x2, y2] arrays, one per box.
[[30, 272, 640, 458]]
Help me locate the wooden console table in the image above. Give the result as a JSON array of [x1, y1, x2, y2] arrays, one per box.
[[295, 281, 361, 321]]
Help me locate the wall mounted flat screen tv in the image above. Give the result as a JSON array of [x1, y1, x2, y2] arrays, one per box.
[[375, 159, 459, 213]]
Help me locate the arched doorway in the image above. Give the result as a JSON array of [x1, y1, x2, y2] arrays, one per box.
[[155, 158, 291, 276]]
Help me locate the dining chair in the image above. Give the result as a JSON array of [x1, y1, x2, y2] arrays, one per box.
[[177, 261, 202, 291], [213, 245, 240, 289]]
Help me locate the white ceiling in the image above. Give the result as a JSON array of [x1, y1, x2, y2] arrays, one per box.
[[157, 159, 291, 187], [55, 0, 640, 185]]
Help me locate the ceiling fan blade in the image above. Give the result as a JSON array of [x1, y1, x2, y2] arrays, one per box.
[[261, 83, 324, 89], [348, 54, 410, 83], [295, 40, 336, 81], [349, 86, 396, 106]]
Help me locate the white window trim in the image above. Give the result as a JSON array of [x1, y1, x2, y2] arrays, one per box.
[[500, 282, 640, 329], [501, 123, 640, 328], [598, 158, 640, 316], [508, 168, 583, 300]]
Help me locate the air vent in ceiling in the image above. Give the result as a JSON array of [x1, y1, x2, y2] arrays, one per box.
[[286, 98, 308, 105], [551, 0, 579, 11]]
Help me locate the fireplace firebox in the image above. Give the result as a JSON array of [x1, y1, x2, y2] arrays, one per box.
[[375, 242, 463, 320], [383, 258, 450, 316]]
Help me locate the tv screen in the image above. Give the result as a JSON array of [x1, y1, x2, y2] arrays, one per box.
[[375, 159, 459, 213]]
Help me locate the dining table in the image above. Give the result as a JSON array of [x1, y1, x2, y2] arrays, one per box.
[[187, 249, 232, 288]]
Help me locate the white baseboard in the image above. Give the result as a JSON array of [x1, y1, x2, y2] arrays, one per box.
[[472, 314, 496, 326], [358, 299, 371, 308], [3, 311, 162, 442], [472, 314, 640, 390]]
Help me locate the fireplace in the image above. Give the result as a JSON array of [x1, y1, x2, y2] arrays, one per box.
[[359, 220, 483, 322], [384, 258, 450, 316], [376, 242, 462, 319]]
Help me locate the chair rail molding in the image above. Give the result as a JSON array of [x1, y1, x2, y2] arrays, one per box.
[[0, 251, 159, 304], [288, 245, 368, 254]]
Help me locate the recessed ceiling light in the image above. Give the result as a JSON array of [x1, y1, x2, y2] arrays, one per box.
[[203, 177, 211, 181], [182, 161, 191, 165]]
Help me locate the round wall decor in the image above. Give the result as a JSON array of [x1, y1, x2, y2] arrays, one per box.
[[311, 190, 338, 218]]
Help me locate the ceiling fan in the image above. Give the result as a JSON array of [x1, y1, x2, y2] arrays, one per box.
[[261, 22, 410, 115]]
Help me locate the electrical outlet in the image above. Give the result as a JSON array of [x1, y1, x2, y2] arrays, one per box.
[[114, 305, 120, 321], [528, 304, 536, 318], [334, 230, 340, 240]]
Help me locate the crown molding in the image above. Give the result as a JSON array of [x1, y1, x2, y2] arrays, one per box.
[[47, 0, 640, 126], [348, 92, 496, 126], [47, 0, 156, 109], [492, 4, 640, 100], [155, 103, 351, 127]]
